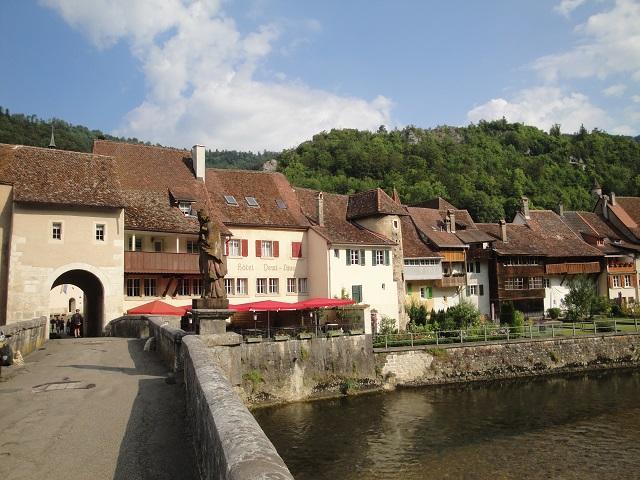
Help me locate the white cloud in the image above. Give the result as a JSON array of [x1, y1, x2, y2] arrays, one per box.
[[632, 95, 640, 103], [602, 83, 627, 97], [467, 87, 610, 133], [41, 0, 391, 150], [554, 0, 586, 17], [534, 0, 640, 82]]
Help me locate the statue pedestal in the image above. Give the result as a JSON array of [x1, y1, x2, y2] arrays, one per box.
[[192, 299, 233, 335]]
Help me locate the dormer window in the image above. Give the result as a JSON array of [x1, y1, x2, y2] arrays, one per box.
[[276, 199, 287, 209], [178, 201, 193, 216], [245, 196, 259, 207], [224, 195, 238, 206]]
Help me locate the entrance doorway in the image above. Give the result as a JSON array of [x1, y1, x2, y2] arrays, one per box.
[[50, 270, 104, 337]]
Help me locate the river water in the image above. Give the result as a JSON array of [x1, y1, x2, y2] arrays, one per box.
[[253, 370, 640, 479]]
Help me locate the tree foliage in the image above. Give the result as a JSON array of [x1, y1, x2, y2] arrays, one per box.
[[563, 276, 598, 321]]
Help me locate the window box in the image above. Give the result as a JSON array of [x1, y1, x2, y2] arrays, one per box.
[[348, 328, 364, 335], [274, 334, 289, 342], [297, 332, 313, 340], [246, 336, 262, 344]]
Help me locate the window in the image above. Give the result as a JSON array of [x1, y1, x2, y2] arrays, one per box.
[[334, 249, 340, 258], [178, 278, 191, 296], [393, 220, 399, 229], [475, 261, 481, 273], [52, 222, 62, 240], [374, 250, 389, 266], [505, 277, 525, 290], [287, 278, 297, 294], [276, 199, 287, 209], [479, 284, 484, 296], [420, 286, 433, 299], [192, 278, 202, 296], [256, 278, 267, 294], [128, 237, 142, 251], [228, 239, 240, 257], [351, 285, 362, 303], [346, 249, 365, 266], [187, 240, 198, 254], [224, 278, 235, 296], [624, 275, 632, 288], [298, 278, 308, 294], [543, 278, 551, 288], [178, 201, 192, 216], [504, 257, 539, 266], [404, 259, 439, 266], [95, 224, 105, 241], [269, 278, 279, 294], [236, 278, 248, 295], [224, 195, 238, 206], [245, 196, 259, 207], [467, 262, 474, 273], [258, 240, 274, 258], [126, 278, 140, 297], [467, 285, 478, 295], [291, 241, 303, 258], [154, 240, 163, 252], [613, 275, 621, 288], [144, 278, 156, 297], [529, 277, 543, 289]]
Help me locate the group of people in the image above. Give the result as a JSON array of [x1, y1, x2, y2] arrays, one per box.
[[50, 309, 84, 338]]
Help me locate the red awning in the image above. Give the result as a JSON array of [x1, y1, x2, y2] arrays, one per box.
[[296, 297, 356, 309], [127, 300, 187, 316], [246, 300, 299, 312]]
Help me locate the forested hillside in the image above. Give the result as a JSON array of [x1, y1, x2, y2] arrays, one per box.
[[0, 107, 275, 170], [277, 121, 640, 222]]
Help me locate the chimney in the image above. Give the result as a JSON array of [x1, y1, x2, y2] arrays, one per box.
[[192, 144, 205, 181], [499, 219, 508, 243], [610, 191, 617, 206], [558, 203, 564, 217], [521, 196, 530, 219], [316, 191, 324, 226], [445, 216, 451, 233], [447, 209, 456, 233], [602, 194, 609, 219]]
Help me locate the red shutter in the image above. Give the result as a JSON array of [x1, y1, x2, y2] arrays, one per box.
[[292, 242, 302, 258], [255, 240, 262, 257], [273, 241, 279, 257], [241, 239, 248, 257], [224, 239, 229, 256]]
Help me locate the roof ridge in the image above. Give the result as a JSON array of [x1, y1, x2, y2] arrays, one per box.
[[574, 211, 600, 237], [0, 143, 115, 160], [93, 139, 189, 154]]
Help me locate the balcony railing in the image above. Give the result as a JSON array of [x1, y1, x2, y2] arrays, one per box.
[[437, 275, 466, 288], [545, 262, 601, 275], [404, 264, 442, 281], [125, 251, 199, 274]]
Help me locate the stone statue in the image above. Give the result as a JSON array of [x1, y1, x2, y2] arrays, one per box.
[[197, 209, 227, 299]]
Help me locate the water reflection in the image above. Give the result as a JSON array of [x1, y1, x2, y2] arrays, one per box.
[[253, 370, 640, 479]]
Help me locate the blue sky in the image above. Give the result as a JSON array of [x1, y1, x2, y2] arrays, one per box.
[[1, 0, 639, 150]]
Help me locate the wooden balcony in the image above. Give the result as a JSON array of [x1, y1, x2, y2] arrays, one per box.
[[607, 262, 635, 274], [441, 251, 466, 263], [437, 275, 466, 288], [497, 288, 546, 300], [545, 262, 601, 275], [125, 251, 199, 274]]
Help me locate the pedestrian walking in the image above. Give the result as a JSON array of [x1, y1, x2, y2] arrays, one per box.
[[71, 309, 83, 338]]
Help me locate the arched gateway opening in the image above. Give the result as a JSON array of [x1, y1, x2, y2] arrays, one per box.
[[51, 270, 104, 337]]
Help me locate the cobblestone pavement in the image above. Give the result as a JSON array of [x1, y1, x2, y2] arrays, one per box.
[[0, 337, 196, 480]]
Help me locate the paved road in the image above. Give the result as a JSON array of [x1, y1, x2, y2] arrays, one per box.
[[0, 337, 197, 480]]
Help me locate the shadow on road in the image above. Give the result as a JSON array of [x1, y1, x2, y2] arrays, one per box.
[[112, 339, 197, 480]]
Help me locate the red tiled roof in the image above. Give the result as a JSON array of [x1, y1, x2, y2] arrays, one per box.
[[405, 207, 466, 248], [410, 197, 456, 210], [346, 188, 407, 220], [525, 210, 604, 257], [563, 211, 640, 254], [477, 223, 549, 256], [205, 170, 309, 228], [0, 143, 124, 208], [400, 216, 442, 258], [93, 140, 228, 234], [296, 188, 395, 246]]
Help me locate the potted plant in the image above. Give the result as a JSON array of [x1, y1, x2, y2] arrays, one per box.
[[274, 331, 289, 342], [297, 331, 313, 340]]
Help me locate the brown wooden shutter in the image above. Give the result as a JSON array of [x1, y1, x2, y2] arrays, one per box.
[[292, 242, 302, 258], [273, 241, 279, 257], [255, 240, 262, 258], [241, 239, 248, 257]]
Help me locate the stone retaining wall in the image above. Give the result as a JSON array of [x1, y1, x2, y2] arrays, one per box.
[[182, 335, 293, 480], [1, 316, 47, 360], [377, 334, 640, 387]]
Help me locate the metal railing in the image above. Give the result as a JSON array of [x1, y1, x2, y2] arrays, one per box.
[[229, 323, 365, 343], [373, 318, 640, 350]]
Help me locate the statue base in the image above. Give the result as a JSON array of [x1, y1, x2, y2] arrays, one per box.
[[192, 297, 229, 310], [192, 307, 234, 335]]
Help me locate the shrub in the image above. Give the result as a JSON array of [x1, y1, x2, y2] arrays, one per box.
[[500, 301, 515, 326], [562, 276, 597, 320], [379, 316, 397, 335], [447, 300, 481, 329], [591, 296, 612, 316], [405, 298, 429, 326], [547, 307, 561, 320]]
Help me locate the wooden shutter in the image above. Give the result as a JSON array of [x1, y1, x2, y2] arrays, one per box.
[[466, 286, 470, 296], [346, 249, 351, 265], [360, 250, 366, 266], [476, 261, 481, 273], [384, 250, 390, 266], [224, 239, 229, 256], [273, 241, 279, 257], [427, 287, 433, 299], [255, 240, 262, 258], [291, 241, 302, 258], [241, 239, 248, 257], [479, 285, 484, 296], [407, 283, 412, 294]]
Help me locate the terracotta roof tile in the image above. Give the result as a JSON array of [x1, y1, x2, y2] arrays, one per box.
[[346, 188, 407, 220], [0, 143, 124, 208], [296, 188, 394, 246], [205, 170, 309, 228], [526, 210, 604, 257], [405, 207, 466, 248], [400, 216, 441, 258], [410, 197, 456, 210], [563, 211, 640, 254]]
